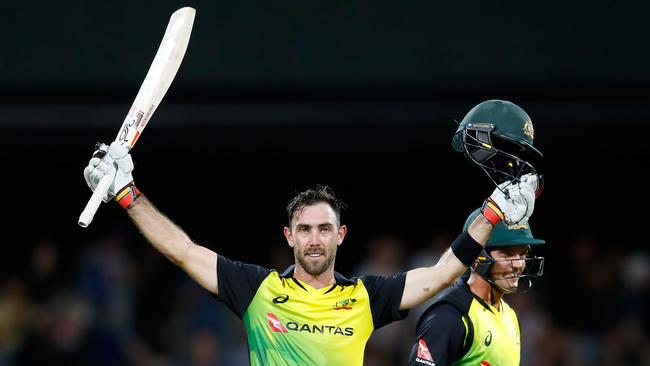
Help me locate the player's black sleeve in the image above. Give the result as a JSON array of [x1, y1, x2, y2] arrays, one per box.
[[360, 273, 409, 329], [215, 254, 272, 318], [408, 303, 467, 366]]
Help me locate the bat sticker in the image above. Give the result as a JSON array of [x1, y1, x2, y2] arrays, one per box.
[[118, 107, 144, 144]]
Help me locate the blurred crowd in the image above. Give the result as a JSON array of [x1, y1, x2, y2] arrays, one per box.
[[0, 229, 648, 366]]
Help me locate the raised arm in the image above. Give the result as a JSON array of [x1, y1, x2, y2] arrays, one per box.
[[126, 196, 219, 294], [400, 174, 538, 310], [84, 142, 219, 295], [400, 215, 492, 310]]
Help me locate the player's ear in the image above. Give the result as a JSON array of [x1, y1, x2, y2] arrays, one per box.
[[336, 225, 347, 245], [283, 226, 294, 247]]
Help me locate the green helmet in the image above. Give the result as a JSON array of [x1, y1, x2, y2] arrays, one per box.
[[452, 99, 543, 186], [463, 208, 545, 293]]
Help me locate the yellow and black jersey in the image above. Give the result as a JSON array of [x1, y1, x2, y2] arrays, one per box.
[[215, 255, 408, 365], [409, 281, 520, 366]]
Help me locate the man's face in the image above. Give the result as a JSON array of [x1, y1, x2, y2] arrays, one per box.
[[489, 246, 529, 292], [283, 203, 347, 277]]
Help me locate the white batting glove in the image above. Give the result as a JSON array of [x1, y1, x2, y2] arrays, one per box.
[[83, 142, 135, 202], [517, 173, 539, 221], [482, 173, 538, 227]]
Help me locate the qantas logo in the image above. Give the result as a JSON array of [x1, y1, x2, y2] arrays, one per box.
[[415, 339, 435, 365], [267, 313, 288, 333], [266, 312, 353, 336]]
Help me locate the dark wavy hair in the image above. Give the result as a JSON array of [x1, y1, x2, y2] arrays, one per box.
[[286, 185, 346, 226]]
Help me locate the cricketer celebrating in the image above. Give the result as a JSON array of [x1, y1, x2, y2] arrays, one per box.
[[409, 99, 546, 366], [82, 104, 540, 365], [409, 210, 545, 366]]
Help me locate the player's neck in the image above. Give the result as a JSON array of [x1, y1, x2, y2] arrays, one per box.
[[293, 265, 336, 289], [468, 275, 503, 310]]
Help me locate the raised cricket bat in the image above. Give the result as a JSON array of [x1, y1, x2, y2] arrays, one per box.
[[79, 7, 196, 227]]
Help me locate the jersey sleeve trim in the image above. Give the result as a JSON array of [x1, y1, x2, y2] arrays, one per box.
[[215, 255, 272, 318], [360, 272, 409, 329]]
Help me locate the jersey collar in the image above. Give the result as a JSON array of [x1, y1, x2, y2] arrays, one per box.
[[465, 282, 503, 314], [280, 265, 356, 287]]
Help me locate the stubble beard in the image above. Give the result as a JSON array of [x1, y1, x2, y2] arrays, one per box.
[[295, 246, 337, 276]]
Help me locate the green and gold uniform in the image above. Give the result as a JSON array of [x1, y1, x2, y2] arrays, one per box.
[[216, 255, 408, 365], [409, 281, 520, 366]]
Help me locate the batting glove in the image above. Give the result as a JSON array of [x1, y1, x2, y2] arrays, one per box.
[[83, 142, 140, 208], [482, 173, 538, 227]]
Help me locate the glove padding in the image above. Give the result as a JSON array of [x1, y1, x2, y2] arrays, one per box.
[[83, 142, 134, 202], [489, 173, 538, 227]]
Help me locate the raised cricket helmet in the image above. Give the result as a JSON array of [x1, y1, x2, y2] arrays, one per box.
[[463, 209, 545, 294], [452, 99, 543, 187]]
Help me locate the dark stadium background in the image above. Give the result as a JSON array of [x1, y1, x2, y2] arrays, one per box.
[[1, 1, 648, 365]]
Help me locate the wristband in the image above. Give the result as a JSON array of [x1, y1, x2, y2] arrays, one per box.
[[450, 230, 484, 267], [115, 182, 141, 209], [481, 198, 504, 226]]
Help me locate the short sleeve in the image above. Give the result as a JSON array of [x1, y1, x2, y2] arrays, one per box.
[[360, 272, 409, 329], [408, 303, 467, 366], [215, 255, 272, 318]]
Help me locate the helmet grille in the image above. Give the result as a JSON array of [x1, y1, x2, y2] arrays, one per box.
[[461, 125, 539, 185]]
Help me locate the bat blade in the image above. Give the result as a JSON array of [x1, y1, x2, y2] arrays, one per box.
[[79, 7, 195, 228], [117, 7, 195, 149]]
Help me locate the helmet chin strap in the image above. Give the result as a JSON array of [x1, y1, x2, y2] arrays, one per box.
[[482, 273, 534, 295], [487, 278, 517, 295], [472, 261, 533, 296], [468, 270, 508, 307]]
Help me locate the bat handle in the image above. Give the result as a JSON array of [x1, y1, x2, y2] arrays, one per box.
[[78, 171, 116, 227]]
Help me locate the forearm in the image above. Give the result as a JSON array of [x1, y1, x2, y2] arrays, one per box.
[[126, 195, 219, 293], [126, 195, 196, 266], [401, 215, 493, 309], [466, 214, 494, 246], [402, 249, 466, 309]]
